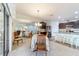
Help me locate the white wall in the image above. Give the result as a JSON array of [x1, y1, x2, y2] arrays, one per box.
[[13, 22, 23, 31], [46, 20, 59, 36], [51, 20, 59, 33]]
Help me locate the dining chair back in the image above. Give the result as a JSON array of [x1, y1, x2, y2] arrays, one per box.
[[35, 35, 47, 56]]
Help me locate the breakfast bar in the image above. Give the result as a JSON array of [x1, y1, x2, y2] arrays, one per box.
[[52, 32, 79, 48]]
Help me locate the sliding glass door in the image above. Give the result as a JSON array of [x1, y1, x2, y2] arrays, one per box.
[[4, 9, 9, 56], [0, 3, 9, 56], [0, 4, 4, 56]]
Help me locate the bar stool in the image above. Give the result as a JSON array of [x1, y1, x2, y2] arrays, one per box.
[[74, 37, 79, 48], [61, 36, 66, 44], [54, 34, 62, 42], [69, 37, 75, 47]]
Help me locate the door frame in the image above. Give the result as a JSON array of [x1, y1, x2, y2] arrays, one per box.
[[2, 3, 11, 56]]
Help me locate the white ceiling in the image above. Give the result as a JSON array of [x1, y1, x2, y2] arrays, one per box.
[[15, 3, 79, 23]]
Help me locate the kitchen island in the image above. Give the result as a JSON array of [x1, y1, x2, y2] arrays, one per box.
[[52, 32, 79, 48]]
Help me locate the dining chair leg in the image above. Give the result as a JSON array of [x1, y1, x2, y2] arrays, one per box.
[[75, 44, 78, 48], [21, 39, 23, 43], [17, 40, 19, 45]]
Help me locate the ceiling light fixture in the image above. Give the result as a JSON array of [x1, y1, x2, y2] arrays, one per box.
[[74, 11, 78, 14], [35, 23, 38, 26], [35, 22, 42, 26], [58, 16, 61, 19]]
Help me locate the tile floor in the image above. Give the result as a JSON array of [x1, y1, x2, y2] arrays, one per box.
[[8, 38, 79, 56]]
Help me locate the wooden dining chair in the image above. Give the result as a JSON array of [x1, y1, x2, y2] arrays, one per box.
[[35, 35, 47, 56], [13, 31, 23, 45]]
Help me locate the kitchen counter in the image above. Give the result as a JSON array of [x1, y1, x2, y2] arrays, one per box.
[[52, 32, 79, 46], [52, 32, 79, 40], [58, 32, 79, 35]]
